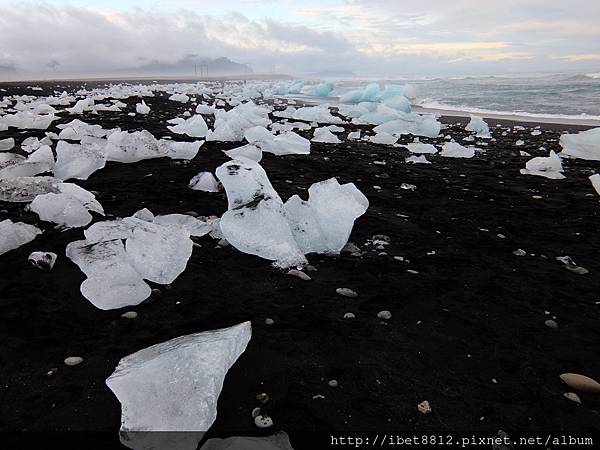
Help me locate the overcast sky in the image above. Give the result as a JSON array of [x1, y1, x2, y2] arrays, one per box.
[[0, 0, 599, 79]]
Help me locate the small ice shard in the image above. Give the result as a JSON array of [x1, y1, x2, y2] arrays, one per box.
[[168, 115, 209, 138], [195, 104, 215, 115], [158, 139, 204, 160], [284, 178, 369, 255], [348, 131, 361, 140], [403, 142, 437, 154], [440, 142, 475, 158], [28, 251, 57, 270], [106, 322, 251, 450], [520, 151, 565, 179], [53, 140, 106, 180], [312, 127, 341, 143], [215, 158, 307, 268], [135, 100, 150, 115], [104, 130, 165, 163], [200, 431, 293, 450], [0, 138, 15, 151], [465, 115, 491, 138], [590, 174, 600, 196], [406, 154, 431, 164], [189, 172, 220, 192], [223, 144, 263, 162], [168, 93, 190, 103], [559, 127, 600, 160], [369, 132, 397, 145], [0, 219, 42, 255], [292, 105, 343, 124]]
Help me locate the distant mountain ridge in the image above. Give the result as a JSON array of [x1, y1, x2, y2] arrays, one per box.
[[134, 56, 253, 77]]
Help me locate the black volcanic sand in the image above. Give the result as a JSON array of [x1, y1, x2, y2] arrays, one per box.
[[1, 81, 600, 448]]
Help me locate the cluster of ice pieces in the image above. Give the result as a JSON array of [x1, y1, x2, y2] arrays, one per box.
[[216, 157, 368, 268], [66, 209, 215, 309], [106, 321, 251, 450]]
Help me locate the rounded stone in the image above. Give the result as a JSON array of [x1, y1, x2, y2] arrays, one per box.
[[64, 357, 83, 366]]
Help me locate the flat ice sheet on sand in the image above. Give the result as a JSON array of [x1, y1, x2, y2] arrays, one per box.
[[0, 219, 42, 255], [106, 321, 251, 450]]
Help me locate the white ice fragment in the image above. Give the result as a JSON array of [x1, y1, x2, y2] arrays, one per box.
[[189, 172, 220, 192], [406, 155, 431, 164], [0, 219, 41, 255], [520, 151, 565, 179], [106, 322, 251, 450], [465, 116, 491, 138], [168, 115, 209, 138], [223, 144, 263, 162], [0, 176, 62, 202], [284, 178, 369, 255], [590, 174, 600, 196], [559, 127, 600, 160], [0, 138, 15, 151], [135, 100, 150, 115], [168, 93, 190, 103], [200, 432, 293, 450], [372, 114, 440, 138], [440, 142, 475, 158], [216, 158, 307, 268], [53, 140, 106, 180], [312, 127, 341, 144], [347, 131, 361, 140], [403, 142, 437, 154], [369, 132, 397, 145]]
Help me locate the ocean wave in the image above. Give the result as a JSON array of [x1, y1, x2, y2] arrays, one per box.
[[413, 99, 600, 122], [585, 72, 600, 79]]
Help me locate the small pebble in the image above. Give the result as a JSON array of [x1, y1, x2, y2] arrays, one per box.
[[417, 400, 431, 414], [265, 318, 274, 325], [328, 379, 339, 387], [64, 357, 83, 366], [564, 392, 581, 404], [254, 415, 273, 428], [46, 367, 58, 377], [544, 319, 558, 329], [287, 269, 311, 281], [251, 407, 261, 418], [513, 249, 526, 256], [121, 311, 138, 319], [336, 288, 358, 298], [256, 392, 270, 403], [343, 312, 355, 319], [560, 373, 600, 393], [377, 310, 392, 320]]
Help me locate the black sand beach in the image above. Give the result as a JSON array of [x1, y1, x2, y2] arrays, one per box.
[[1, 81, 599, 448]]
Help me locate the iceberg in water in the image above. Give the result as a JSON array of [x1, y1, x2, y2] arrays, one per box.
[[67, 211, 211, 309], [215, 158, 368, 267], [559, 127, 600, 160], [106, 322, 251, 450], [309, 82, 334, 97], [520, 150, 565, 179], [0, 219, 42, 255]]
